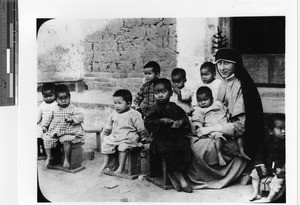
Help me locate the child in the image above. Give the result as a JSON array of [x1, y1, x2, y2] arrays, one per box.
[[37, 83, 57, 156], [132, 61, 160, 117], [144, 78, 192, 193], [41, 84, 85, 168], [249, 113, 285, 202], [192, 62, 221, 106], [192, 86, 250, 166], [100, 89, 147, 175], [170, 68, 193, 115]]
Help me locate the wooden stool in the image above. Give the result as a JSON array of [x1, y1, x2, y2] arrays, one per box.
[[144, 149, 173, 190], [47, 138, 85, 173], [103, 146, 143, 180]]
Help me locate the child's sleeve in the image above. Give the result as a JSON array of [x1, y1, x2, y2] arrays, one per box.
[[131, 111, 148, 139], [133, 84, 144, 107], [40, 110, 53, 128], [191, 108, 204, 128], [254, 140, 267, 166], [70, 106, 84, 124], [37, 105, 42, 124], [144, 107, 162, 133]]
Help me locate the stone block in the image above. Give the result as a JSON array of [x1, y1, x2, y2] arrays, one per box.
[[112, 73, 128, 78], [92, 62, 99, 71], [142, 18, 163, 25], [84, 42, 93, 51], [98, 63, 109, 72], [131, 26, 146, 38], [145, 41, 158, 51], [124, 18, 143, 28], [158, 26, 169, 37], [93, 43, 100, 51], [87, 31, 103, 43], [118, 61, 133, 72], [145, 25, 158, 38], [128, 72, 144, 78], [162, 18, 176, 25], [107, 19, 125, 35]]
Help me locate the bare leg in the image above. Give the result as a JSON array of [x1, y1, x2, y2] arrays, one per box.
[[237, 138, 251, 160], [249, 178, 261, 201], [173, 171, 193, 193], [215, 138, 226, 166], [114, 151, 127, 175], [99, 154, 110, 174], [63, 142, 71, 168], [45, 149, 52, 168]]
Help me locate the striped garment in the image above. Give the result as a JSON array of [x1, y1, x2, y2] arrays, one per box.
[[41, 104, 84, 149]]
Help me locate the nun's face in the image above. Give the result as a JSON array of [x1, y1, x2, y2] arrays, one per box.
[[217, 60, 235, 79]]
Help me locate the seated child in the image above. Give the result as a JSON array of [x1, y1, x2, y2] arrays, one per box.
[[249, 113, 285, 202], [132, 61, 160, 117], [100, 89, 147, 175], [37, 83, 57, 155], [170, 68, 193, 115], [41, 84, 85, 168], [192, 62, 221, 106], [144, 78, 192, 193], [192, 86, 250, 166]]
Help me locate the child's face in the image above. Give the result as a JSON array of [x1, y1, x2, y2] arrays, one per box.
[[56, 92, 70, 108], [200, 67, 215, 84], [113, 96, 131, 114], [171, 74, 186, 89], [154, 83, 172, 104], [216, 60, 235, 79], [270, 119, 285, 140], [42, 90, 55, 104], [197, 93, 213, 108], [143, 67, 159, 83]]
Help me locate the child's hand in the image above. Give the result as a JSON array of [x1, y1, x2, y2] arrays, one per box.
[[170, 120, 183, 128], [196, 127, 211, 137], [131, 104, 138, 110], [65, 116, 74, 124], [103, 128, 112, 136], [42, 127, 47, 133], [259, 165, 267, 176], [160, 118, 174, 125]]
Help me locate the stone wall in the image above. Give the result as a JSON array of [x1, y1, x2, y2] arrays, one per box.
[[83, 18, 177, 92]]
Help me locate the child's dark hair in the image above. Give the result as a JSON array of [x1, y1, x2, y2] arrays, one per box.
[[144, 61, 161, 74], [113, 89, 132, 103], [200, 62, 216, 74], [171, 68, 186, 80], [153, 78, 172, 92], [196, 86, 213, 99], [54, 84, 70, 98], [267, 113, 285, 130], [42, 83, 55, 94]]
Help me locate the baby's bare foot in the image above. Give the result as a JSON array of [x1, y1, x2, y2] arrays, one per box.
[[249, 193, 261, 201], [218, 155, 227, 166], [44, 157, 51, 168], [238, 152, 251, 161], [114, 169, 123, 176], [63, 159, 70, 168]]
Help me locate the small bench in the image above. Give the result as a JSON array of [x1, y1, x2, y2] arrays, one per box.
[[84, 127, 103, 152], [37, 78, 85, 92], [47, 138, 85, 173], [103, 146, 143, 180]]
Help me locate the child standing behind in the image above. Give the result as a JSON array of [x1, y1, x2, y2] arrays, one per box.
[[192, 62, 221, 106], [41, 84, 85, 168], [170, 68, 193, 115], [37, 83, 57, 156], [132, 61, 160, 117], [145, 78, 192, 193], [249, 113, 285, 202], [100, 89, 147, 175], [192, 86, 251, 166]]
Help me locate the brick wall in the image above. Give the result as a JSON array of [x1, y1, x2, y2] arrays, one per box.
[[83, 18, 177, 92]]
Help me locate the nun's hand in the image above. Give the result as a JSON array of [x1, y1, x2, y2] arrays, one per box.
[[196, 127, 211, 137]]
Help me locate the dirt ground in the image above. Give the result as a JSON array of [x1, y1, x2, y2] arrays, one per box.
[[37, 136, 254, 203]]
